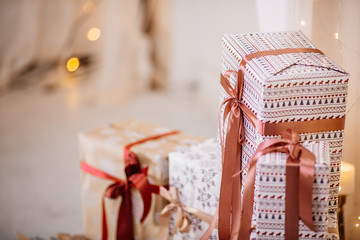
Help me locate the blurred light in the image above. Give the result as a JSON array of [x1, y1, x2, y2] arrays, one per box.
[[356, 223, 359, 227], [339, 186, 342, 192], [87, 28, 101, 41], [66, 57, 80, 72], [358, 216, 360, 220], [300, 20, 306, 26], [335, 32, 339, 39], [83, 2, 96, 13]]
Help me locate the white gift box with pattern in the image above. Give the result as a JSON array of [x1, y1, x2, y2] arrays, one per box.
[[251, 141, 330, 239], [219, 32, 349, 235], [168, 139, 331, 239], [169, 139, 221, 240]]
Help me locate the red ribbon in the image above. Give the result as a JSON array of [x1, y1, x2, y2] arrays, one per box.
[[235, 129, 316, 240], [81, 130, 179, 240]]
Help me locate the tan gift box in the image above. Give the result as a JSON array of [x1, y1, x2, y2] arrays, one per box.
[[79, 119, 204, 240]]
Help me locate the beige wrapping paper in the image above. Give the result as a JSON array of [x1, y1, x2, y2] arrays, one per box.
[[79, 119, 203, 240]]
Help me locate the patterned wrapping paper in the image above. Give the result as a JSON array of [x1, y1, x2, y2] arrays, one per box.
[[169, 139, 221, 240], [169, 139, 332, 240], [251, 141, 330, 240], [219, 32, 349, 237], [79, 119, 203, 240]]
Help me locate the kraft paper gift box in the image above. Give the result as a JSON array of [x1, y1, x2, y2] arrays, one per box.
[[219, 31, 349, 236], [168, 139, 332, 240], [79, 119, 203, 240], [169, 139, 221, 240]]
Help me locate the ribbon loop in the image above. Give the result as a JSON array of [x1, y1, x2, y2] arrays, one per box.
[[105, 182, 126, 199], [125, 151, 141, 178]]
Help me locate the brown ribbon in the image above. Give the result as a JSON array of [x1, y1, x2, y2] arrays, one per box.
[[202, 47, 345, 240], [236, 129, 316, 240]]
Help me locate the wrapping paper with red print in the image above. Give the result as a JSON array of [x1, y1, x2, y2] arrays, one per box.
[[169, 139, 335, 239], [250, 141, 330, 239], [219, 32, 348, 239]]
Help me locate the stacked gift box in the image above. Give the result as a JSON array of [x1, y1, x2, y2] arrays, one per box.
[[79, 31, 349, 240], [218, 31, 348, 240]]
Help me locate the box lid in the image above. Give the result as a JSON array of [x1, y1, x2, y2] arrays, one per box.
[[221, 31, 349, 123]]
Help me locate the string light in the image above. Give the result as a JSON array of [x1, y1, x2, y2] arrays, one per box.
[[358, 216, 360, 220], [300, 20, 306, 26], [335, 32, 339, 39], [356, 223, 359, 227], [66, 57, 80, 72], [87, 28, 101, 41], [339, 186, 342, 192]]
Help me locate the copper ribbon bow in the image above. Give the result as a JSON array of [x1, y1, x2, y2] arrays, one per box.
[[159, 186, 217, 239], [81, 130, 179, 240], [202, 48, 326, 240], [236, 129, 316, 240]]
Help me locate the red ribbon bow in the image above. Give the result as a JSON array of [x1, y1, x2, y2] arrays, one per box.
[[236, 129, 316, 240], [81, 130, 179, 240]]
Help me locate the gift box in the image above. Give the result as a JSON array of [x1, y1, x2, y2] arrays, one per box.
[[169, 139, 221, 240], [251, 141, 330, 239], [219, 32, 349, 236], [169, 138, 334, 240], [79, 119, 203, 240]]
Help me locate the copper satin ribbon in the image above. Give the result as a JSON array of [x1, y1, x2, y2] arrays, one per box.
[[236, 129, 316, 240], [201, 48, 345, 240], [81, 130, 179, 240]]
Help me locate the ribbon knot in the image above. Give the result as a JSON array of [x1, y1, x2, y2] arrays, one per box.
[[231, 99, 242, 118], [232, 99, 241, 108], [283, 129, 301, 160], [160, 187, 191, 236], [287, 142, 301, 160], [105, 182, 127, 199], [160, 186, 217, 239]]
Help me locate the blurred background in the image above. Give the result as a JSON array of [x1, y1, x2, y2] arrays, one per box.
[[0, 0, 359, 239]]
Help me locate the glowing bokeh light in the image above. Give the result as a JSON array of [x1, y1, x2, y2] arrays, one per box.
[[66, 57, 80, 72], [87, 28, 101, 41]]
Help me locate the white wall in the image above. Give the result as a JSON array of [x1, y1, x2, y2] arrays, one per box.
[[170, 0, 300, 113], [309, 1, 360, 239]]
